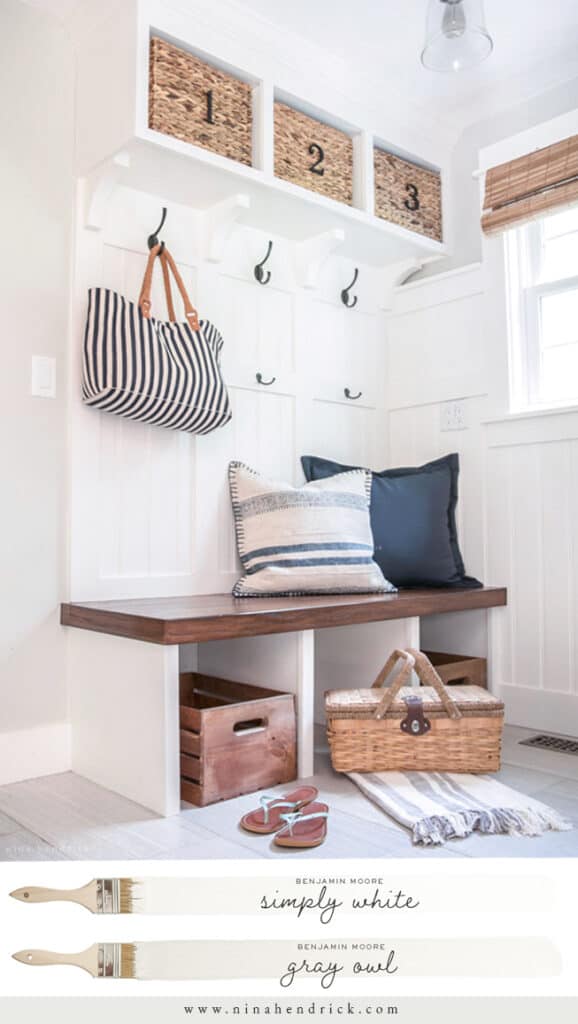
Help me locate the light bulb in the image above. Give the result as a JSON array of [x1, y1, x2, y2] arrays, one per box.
[[442, 0, 466, 39]]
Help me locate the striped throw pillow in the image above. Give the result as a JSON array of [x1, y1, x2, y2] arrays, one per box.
[[229, 462, 395, 598]]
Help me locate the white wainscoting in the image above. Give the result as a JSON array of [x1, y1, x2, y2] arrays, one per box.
[[387, 263, 578, 734], [68, 187, 387, 600], [486, 413, 578, 732]]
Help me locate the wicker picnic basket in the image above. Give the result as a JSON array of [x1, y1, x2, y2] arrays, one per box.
[[325, 648, 504, 774]]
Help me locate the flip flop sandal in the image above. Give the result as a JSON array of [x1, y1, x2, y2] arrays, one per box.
[[273, 802, 329, 849], [240, 786, 319, 835]]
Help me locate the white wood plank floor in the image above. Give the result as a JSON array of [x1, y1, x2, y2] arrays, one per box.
[[0, 727, 576, 860]]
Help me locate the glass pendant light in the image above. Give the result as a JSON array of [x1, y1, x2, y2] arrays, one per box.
[[421, 0, 493, 72]]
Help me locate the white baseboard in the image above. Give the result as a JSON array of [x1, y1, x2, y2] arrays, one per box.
[[0, 722, 71, 785], [500, 684, 578, 738]]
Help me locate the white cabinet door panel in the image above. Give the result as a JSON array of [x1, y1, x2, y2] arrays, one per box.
[[304, 399, 377, 468], [218, 276, 295, 386], [303, 299, 380, 405]]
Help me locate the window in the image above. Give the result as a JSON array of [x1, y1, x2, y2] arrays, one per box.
[[505, 207, 578, 411]]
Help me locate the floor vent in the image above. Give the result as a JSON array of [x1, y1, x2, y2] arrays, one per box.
[[520, 733, 578, 757]]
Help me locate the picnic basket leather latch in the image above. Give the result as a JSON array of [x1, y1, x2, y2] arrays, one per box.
[[400, 695, 431, 737]]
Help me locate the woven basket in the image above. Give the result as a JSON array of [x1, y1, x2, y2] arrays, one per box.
[[149, 37, 253, 166], [325, 649, 504, 774], [274, 101, 353, 205], [374, 148, 442, 241]]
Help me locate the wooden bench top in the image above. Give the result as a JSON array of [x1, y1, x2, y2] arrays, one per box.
[[61, 587, 507, 645]]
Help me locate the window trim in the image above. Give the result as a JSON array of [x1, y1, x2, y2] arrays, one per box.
[[505, 215, 578, 413]]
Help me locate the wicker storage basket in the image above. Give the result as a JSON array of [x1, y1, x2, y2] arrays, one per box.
[[149, 36, 253, 166], [325, 649, 504, 774], [274, 101, 353, 205], [374, 148, 442, 241]]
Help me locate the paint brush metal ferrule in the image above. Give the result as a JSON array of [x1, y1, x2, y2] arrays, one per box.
[[12, 943, 135, 978], [97, 879, 121, 914], [10, 878, 135, 914], [99, 943, 123, 977]]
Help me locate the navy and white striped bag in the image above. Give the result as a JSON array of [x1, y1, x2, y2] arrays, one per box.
[[82, 245, 232, 434]]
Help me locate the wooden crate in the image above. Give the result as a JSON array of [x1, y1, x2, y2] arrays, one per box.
[[374, 148, 442, 241], [179, 671, 296, 807], [424, 651, 487, 689], [149, 36, 253, 166], [274, 101, 353, 205]]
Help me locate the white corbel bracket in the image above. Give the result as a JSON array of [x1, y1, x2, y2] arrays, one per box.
[[202, 193, 251, 263], [379, 257, 437, 310], [83, 150, 131, 231], [295, 228, 346, 290]]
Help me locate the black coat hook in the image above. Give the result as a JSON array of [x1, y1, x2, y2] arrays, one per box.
[[256, 372, 276, 386], [148, 207, 167, 252], [341, 267, 359, 308], [254, 240, 273, 285], [344, 387, 362, 400]]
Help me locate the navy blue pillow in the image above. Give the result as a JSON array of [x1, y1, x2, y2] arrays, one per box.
[[301, 453, 482, 589]]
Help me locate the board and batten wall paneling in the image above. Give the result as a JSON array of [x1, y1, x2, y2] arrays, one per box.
[[486, 419, 578, 731], [69, 187, 387, 600], [387, 261, 578, 733]]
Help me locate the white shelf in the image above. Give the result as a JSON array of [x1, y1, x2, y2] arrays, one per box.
[[90, 128, 446, 268]]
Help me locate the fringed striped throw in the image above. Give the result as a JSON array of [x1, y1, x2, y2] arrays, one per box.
[[348, 770, 572, 846]]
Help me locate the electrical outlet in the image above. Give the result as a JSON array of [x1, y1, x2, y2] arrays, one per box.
[[440, 400, 467, 431]]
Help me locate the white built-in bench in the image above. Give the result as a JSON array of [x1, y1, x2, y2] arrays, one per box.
[[61, 587, 507, 816]]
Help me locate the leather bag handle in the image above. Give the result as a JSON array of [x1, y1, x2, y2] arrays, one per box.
[[371, 649, 415, 720], [160, 249, 176, 322], [405, 648, 462, 720], [138, 244, 200, 331]]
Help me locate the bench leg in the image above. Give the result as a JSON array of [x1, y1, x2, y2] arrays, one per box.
[[68, 630, 180, 817], [296, 629, 315, 778]]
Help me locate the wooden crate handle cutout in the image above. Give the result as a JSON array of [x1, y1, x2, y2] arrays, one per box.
[[233, 717, 268, 735]]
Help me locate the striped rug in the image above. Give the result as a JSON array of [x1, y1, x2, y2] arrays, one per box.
[[348, 770, 572, 846]]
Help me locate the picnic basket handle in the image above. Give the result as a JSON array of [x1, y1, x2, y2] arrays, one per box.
[[138, 244, 200, 331], [405, 648, 462, 721], [371, 649, 416, 720]]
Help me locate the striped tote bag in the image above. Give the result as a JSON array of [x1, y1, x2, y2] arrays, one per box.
[[82, 244, 232, 434]]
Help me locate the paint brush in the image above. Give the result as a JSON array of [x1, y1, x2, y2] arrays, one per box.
[[11, 940, 360, 981], [9, 877, 340, 919], [10, 880, 136, 914], [11, 937, 560, 982]]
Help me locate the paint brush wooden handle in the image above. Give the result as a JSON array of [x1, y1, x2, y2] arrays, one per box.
[[12, 943, 131, 977], [12, 946, 101, 976], [10, 883, 100, 912], [9, 879, 128, 913]]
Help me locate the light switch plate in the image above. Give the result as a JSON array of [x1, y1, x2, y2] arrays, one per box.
[[440, 399, 467, 431], [31, 356, 56, 398]]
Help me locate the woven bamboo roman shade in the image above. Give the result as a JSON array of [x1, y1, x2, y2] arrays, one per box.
[[481, 134, 578, 234]]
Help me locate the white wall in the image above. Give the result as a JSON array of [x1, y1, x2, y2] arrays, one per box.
[[426, 74, 578, 276], [0, 0, 73, 780]]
